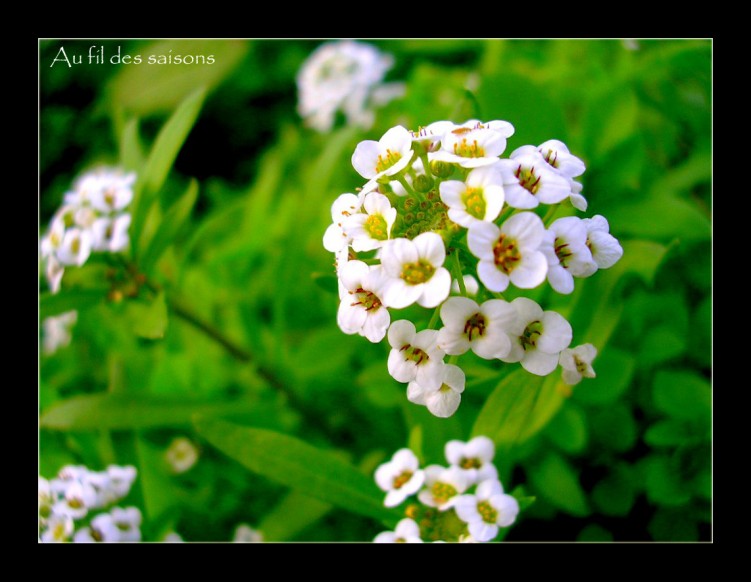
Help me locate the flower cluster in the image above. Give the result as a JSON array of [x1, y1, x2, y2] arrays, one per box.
[[324, 121, 623, 415], [39, 464, 140, 543], [373, 436, 519, 542], [40, 167, 135, 294], [297, 40, 404, 133]]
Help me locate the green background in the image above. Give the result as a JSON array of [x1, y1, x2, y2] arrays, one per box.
[[39, 39, 711, 542]]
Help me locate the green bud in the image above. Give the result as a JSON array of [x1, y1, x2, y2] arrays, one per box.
[[413, 173, 434, 193], [430, 160, 453, 178]]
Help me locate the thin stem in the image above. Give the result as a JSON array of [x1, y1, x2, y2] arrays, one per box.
[[542, 204, 558, 226], [419, 152, 432, 177], [395, 174, 419, 199], [452, 250, 468, 297], [496, 205, 516, 225], [428, 305, 442, 330]]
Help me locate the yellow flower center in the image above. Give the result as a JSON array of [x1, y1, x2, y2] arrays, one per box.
[[400, 344, 429, 366], [365, 214, 388, 240], [460, 457, 482, 470], [477, 500, 498, 524], [461, 187, 486, 219], [453, 138, 485, 158], [554, 237, 573, 267], [351, 288, 382, 312], [431, 481, 458, 505], [492, 234, 521, 274], [393, 471, 414, 489], [401, 260, 435, 285], [375, 148, 402, 173]]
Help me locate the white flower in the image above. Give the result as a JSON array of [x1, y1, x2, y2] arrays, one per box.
[[445, 436, 499, 485], [337, 260, 390, 343], [40, 513, 73, 543], [40, 214, 66, 258], [454, 479, 520, 542], [56, 464, 90, 482], [105, 465, 137, 501], [380, 232, 451, 309], [582, 215, 623, 269], [407, 363, 465, 418], [323, 193, 361, 253], [431, 120, 512, 168], [162, 531, 184, 542], [91, 213, 131, 253], [437, 297, 517, 359], [541, 216, 597, 295], [45, 255, 65, 294], [387, 320, 445, 390], [233, 524, 264, 542], [89, 178, 134, 214], [73, 512, 121, 543], [451, 274, 479, 297], [343, 192, 396, 251], [55, 227, 92, 267], [467, 212, 547, 292], [52, 478, 97, 519], [374, 448, 425, 508], [440, 165, 505, 227], [569, 180, 588, 211], [373, 518, 423, 543], [512, 140, 586, 179], [110, 507, 142, 542], [352, 125, 415, 184], [165, 437, 199, 474], [500, 150, 571, 209], [559, 343, 598, 385], [410, 120, 456, 153], [38, 477, 54, 527], [501, 297, 572, 376], [42, 310, 77, 355], [417, 465, 470, 510]]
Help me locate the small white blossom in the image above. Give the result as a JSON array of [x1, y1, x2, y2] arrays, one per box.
[[417, 465, 470, 510], [337, 260, 390, 343], [437, 297, 517, 359], [105, 465, 137, 502], [165, 436, 199, 474], [380, 232, 451, 309], [445, 436, 499, 485], [73, 512, 121, 543], [501, 298, 572, 376], [468, 212, 548, 292], [569, 180, 587, 211], [52, 478, 97, 519], [374, 518, 423, 543], [42, 310, 77, 355], [582, 215, 624, 269], [233, 524, 264, 542], [91, 213, 131, 253], [500, 150, 572, 209], [343, 192, 396, 251], [541, 216, 597, 294], [512, 140, 585, 179], [559, 343, 598, 385], [55, 227, 92, 267], [454, 479, 520, 542], [40, 513, 73, 543], [352, 125, 415, 185], [440, 165, 505, 227], [40, 214, 66, 258], [110, 507, 142, 542], [407, 363, 465, 418], [451, 274, 479, 297], [374, 448, 425, 508], [323, 193, 361, 253], [387, 320, 445, 391], [162, 531, 184, 542], [431, 120, 513, 168], [45, 255, 65, 294]]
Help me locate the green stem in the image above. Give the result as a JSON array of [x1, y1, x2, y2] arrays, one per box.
[[419, 152, 432, 176], [452, 250, 468, 297], [428, 305, 442, 330], [395, 174, 419, 199], [542, 204, 558, 226], [497, 205, 516, 225]]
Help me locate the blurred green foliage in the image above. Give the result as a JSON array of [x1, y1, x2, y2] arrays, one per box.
[[39, 38, 711, 541]]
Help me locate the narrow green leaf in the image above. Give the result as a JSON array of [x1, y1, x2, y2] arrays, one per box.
[[39, 289, 107, 320], [653, 370, 711, 421], [40, 393, 279, 430], [139, 180, 198, 273], [135, 435, 176, 522], [120, 118, 144, 172], [194, 417, 398, 524], [528, 452, 590, 517], [257, 490, 333, 542]]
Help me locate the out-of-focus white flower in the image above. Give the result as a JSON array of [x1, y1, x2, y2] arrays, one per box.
[[42, 310, 77, 355], [105, 465, 137, 502], [233, 524, 264, 543], [110, 507, 142, 542], [91, 213, 131, 253], [52, 478, 97, 519], [40, 513, 73, 543], [375, 448, 425, 508], [337, 260, 390, 343], [374, 518, 423, 543], [444, 436, 498, 486], [73, 512, 121, 543], [162, 531, 184, 542], [323, 193, 361, 253], [559, 343, 598, 385], [55, 227, 92, 267], [454, 479, 519, 542], [407, 363, 465, 418], [44, 255, 65, 294], [165, 436, 199, 474], [387, 320, 445, 390]]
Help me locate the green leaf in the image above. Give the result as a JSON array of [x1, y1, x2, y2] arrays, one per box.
[[652, 370, 711, 421], [582, 87, 639, 160], [544, 403, 588, 454], [589, 403, 637, 453], [648, 508, 699, 541], [572, 348, 635, 406], [577, 524, 613, 542], [194, 418, 398, 524], [644, 455, 692, 507], [591, 464, 636, 517], [135, 436, 176, 521], [139, 179, 198, 273], [128, 292, 168, 339], [40, 289, 107, 320], [644, 420, 696, 447], [40, 393, 280, 431], [311, 273, 338, 295], [257, 490, 332, 542], [120, 117, 144, 172], [527, 452, 590, 517]]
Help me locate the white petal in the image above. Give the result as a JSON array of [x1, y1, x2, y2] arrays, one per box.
[[413, 329, 440, 353], [337, 301, 366, 334], [522, 349, 560, 376], [502, 211, 545, 250], [536, 171, 574, 204], [445, 440, 465, 465], [415, 361, 445, 391], [384, 489, 409, 507], [339, 260, 369, 291], [512, 297, 544, 325], [425, 389, 461, 418], [547, 264, 575, 294], [440, 296, 480, 331], [509, 251, 548, 289], [467, 221, 500, 260], [468, 521, 499, 542], [388, 350, 416, 383], [417, 267, 450, 308], [477, 260, 509, 293], [538, 311, 572, 353], [442, 363, 466, 393], [466, 436, 495, 461], [481, 299, 518, 331], [413, 232, 446, 267], [407, 381, 427, 405], [323, 222, 347, 252], [472, 328, 511, 359], [476, 478, 504, 498], [361, 308, 390, 343], [351, 140, 381, 179], [589, 230, 624, 269], [375, 463, 396, 492], [374, 532, 398, 543], [439, 180, 465, 208], [454, 495, 480, 524], [437, 327, 471, 356], [382, 278, 423, 309], [495, 494, 520, 527], [562, 369, 583, 385], [388, 319, 416, 348]]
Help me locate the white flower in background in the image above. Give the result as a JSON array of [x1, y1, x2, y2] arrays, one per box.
[[454, 479, 520, 542], [437, 297, 517, 359], [432, 120, 513, 168], [582, 215, 624, 269], [38, 477, 53, 527], [343, 192, 396, 251], [52, 478, 97, 519], [55, 227, 92, 267], [40, 214, 65, 258], [512, 140, 586, 179], [387, 320, 445, 390], [569, 180, 587, 211], [451, 274, 479, 297], [42, 310, 77, 355], [468, 212, 547, 292], [541, 216, 597, 295], [91, 214, 131, 253], [501, 297, 572, 376], [45, 255, 65, 294], [297, 40, 397, 133], [374, 518, 423, 543], [559, 343, 598, 385], [233, 524, 264, 542], [88, 178, 135, 214], [105, 465, 137, 501], [110, 507, 142, 542], [352, 125, 415, 187], [407, 363, 465, 418], [380, 232, 451, 309], [323, 193, 361, 253], [337, 260, 390, 343], [40, 513, 73, 543], [500, 150, 572, 209], [417, 465, 469, 510], [165, 436, 199, 474], [56, 464, 90, 482], [445, 436, 499, 485], [440, 165, 505, 227], [73, 512, 121, 543], [162, 531, 184, 542], [375, 448, 425, 508]]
